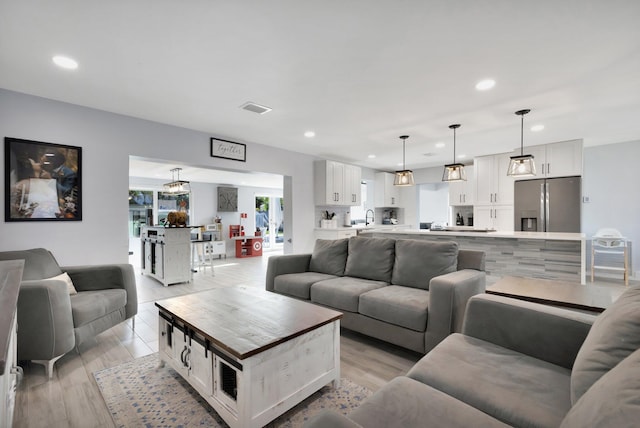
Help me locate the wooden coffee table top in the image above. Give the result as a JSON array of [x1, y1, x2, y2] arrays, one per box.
[[487, 276, 626, 313], [155, 287, 342, 359]]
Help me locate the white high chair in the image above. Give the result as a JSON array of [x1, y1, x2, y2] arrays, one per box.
[[590, 228, 629, 286]]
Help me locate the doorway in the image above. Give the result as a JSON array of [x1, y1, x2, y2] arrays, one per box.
[[255, 195, 284, 251]]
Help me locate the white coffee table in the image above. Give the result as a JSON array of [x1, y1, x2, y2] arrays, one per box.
[[155, 287, 342, 428]]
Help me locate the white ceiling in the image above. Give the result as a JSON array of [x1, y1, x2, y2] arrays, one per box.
[[129, 157, 284, 189], [2, 0, 640, 181]]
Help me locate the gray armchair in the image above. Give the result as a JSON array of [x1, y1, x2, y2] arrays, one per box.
[[0, 248, 137, 378]]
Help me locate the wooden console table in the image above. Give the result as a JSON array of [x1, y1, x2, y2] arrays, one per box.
[[487, 276, 625, 313]]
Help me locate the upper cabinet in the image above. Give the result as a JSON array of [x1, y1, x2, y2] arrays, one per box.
[[474, 153, 515, 206], [344, 164, 362, 206], [374, 172, 400, 207], [526, 139, 583, 178], [449, 166, 474, 206], [314, 160, 362, 206]]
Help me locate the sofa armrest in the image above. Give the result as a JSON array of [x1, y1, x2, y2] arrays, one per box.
[[265, 254, 312, 292], [17, 279, 76, 361], [63, 264, 138, 319], [463, 294, 596, 369], [425, 269, 486, 353], [303, 410, 363, 428]]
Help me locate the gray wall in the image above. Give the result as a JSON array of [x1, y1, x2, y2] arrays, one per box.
[[583, 140, 640, 278], [0, 89, 316, 265]]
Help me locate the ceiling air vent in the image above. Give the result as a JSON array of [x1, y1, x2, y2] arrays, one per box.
[[240, 102, 272, 115]]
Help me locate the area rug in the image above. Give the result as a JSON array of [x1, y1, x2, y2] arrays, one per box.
[[93, 353, 371, 427]]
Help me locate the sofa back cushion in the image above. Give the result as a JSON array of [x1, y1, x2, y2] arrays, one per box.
[[344, 237, 395, 282], [570, 287, 640, 404], [391, 240, 458, 289], [309, 238, 349, 276], [561, 347, 640, 427], [0, 248, 62, 280]]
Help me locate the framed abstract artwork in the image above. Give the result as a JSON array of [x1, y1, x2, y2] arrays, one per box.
[[4, 137, 82, 221]]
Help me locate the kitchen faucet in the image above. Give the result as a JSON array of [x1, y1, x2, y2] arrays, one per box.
[[365, 209, 375, 226]]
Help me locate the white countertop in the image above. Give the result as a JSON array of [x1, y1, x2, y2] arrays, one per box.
[[314, 224, 411, 231], [359, 228, 586, 241]]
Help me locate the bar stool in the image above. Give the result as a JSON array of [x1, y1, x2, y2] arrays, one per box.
[[191, 240, 215, 275], [591, 228, 629, 286]]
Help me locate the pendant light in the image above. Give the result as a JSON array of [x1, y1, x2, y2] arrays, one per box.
[[394, 135, 415, 186], [163, 167, 191, 194], [507, 109, 536, 177], [442, 124, 467, 182]]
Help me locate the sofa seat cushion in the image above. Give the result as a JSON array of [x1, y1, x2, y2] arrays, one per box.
[[407, 333, 572, 428], [311, 277, 387, 312], [391, 240, 458, 290], [349, 377, 510, 428], [274, 272, 337, 299], [561, 347, 640, 428], [70, 289, 127, 327], [309, 238, 349, 276], [344, 237, 395, 283], [359, 285, 429, 331], [570, 286, 640, 404]]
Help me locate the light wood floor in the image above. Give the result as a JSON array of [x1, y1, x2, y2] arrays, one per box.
[[13, 251, 422, 428]]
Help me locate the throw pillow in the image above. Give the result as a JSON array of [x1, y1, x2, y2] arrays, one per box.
[[344, 236, 395, 283], [561, 348, 640, 427], [570, 287, 640, 404], [44, 272, 78, 295], [391, 239, 458, 289], [309, 238, 349, 276]]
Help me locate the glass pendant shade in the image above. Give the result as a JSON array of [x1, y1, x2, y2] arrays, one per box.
[[163, 168, 191, 194], [507, 109, 536, 177], [442, 163, 467, 182], [442, 124, 466, 182], [394, 135, 415, 187], [394, 170, 415, 186], [507, 154, 536, 177]]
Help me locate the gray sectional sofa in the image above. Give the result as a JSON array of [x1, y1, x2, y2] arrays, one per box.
[[266, 236, 486, 353], [306, 287, 640, 428]]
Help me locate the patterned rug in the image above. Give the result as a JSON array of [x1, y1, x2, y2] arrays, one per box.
[[93, 353, 371, 427]]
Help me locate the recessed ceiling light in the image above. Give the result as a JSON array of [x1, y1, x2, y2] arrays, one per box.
[[435, 142, 445, 148], [304, 131, 316, 138], [475, 79, 495, 91], [531, 124, 545, 132], [458, 154, 466, 159], [368, 154, 376, 159], [52, 55, 78, 70]]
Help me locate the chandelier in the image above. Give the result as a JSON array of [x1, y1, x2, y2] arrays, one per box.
[[163, 168, 191, 194]]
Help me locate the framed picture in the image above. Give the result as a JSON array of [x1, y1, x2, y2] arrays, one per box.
[[210, 137, 246, 162], [4, 137, 82, 221]]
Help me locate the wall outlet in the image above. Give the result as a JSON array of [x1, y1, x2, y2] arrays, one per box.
[[582, 196, 591, 203]]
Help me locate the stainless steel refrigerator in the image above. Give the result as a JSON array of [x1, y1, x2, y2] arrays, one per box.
[[514, 176, 581, 233]]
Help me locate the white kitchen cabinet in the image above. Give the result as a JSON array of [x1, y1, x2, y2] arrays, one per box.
[[314, 160, 361, 206], [526, 140, 583, 178], [473, 205, 514, 231], [315, 228, 358, 240], [374, 172, 400, 207], [448, 166, 474, 206], [344, 164, 362, 205], [474, 153, 515, 206]]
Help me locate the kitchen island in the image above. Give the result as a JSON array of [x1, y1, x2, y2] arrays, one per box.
[[359, 228, 586, 284]]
